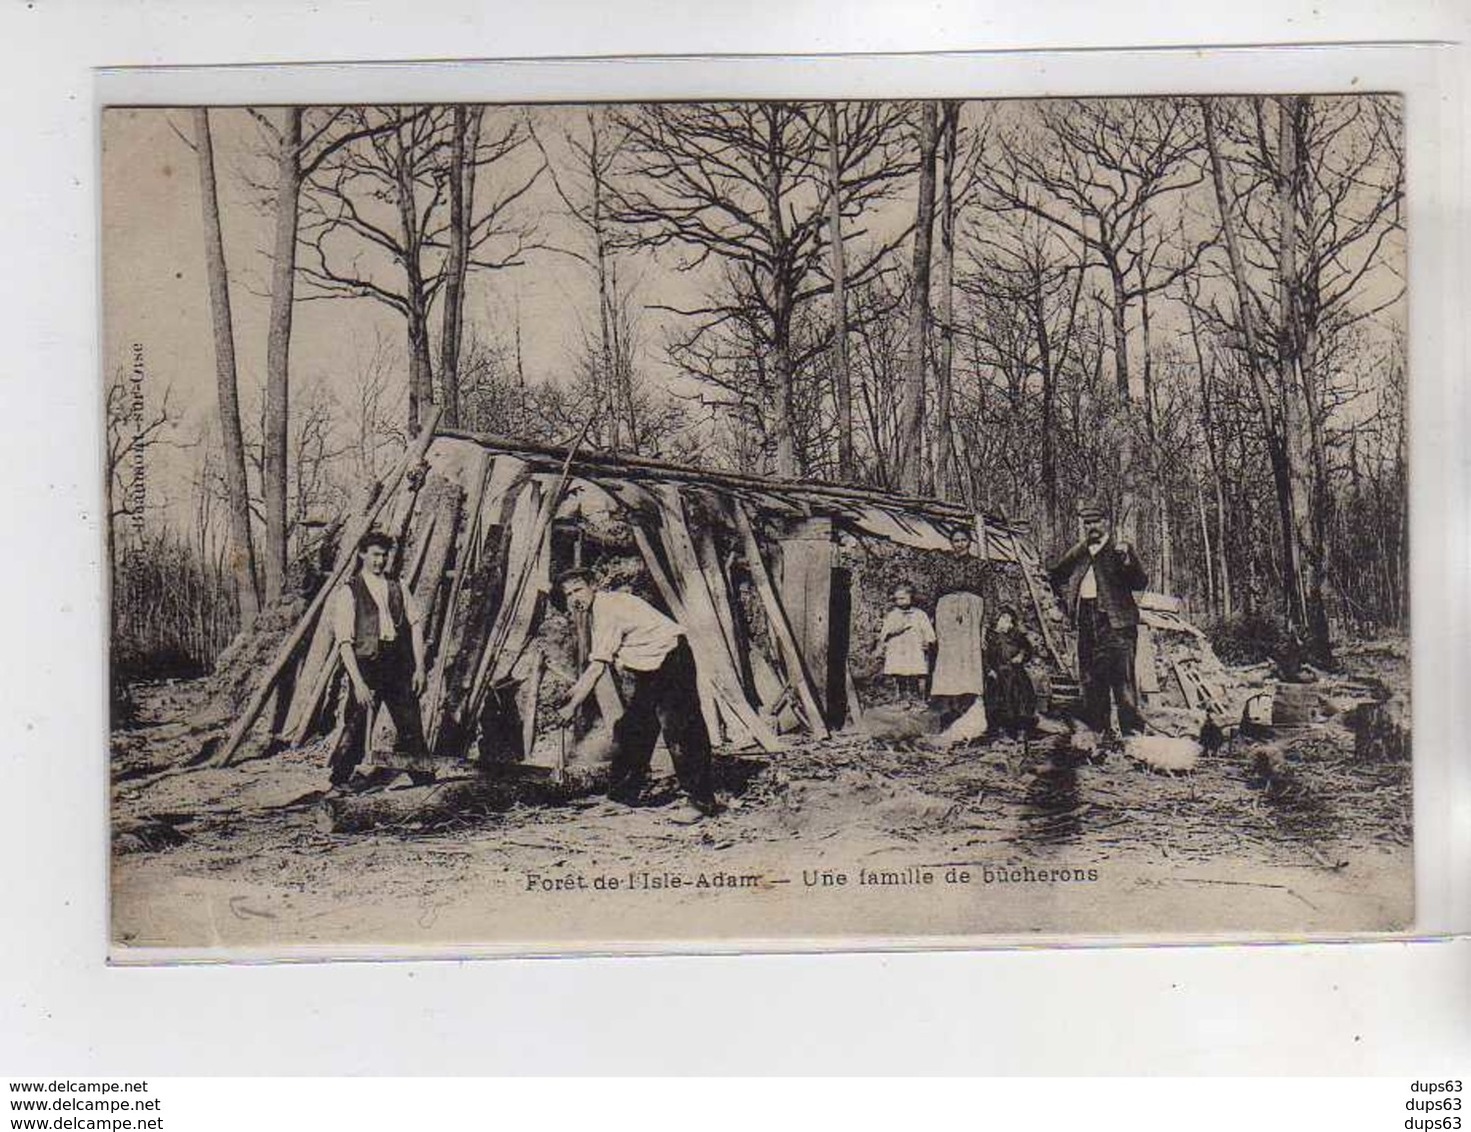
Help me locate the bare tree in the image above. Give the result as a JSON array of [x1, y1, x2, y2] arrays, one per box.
[[896, 101, 940, 494], [611, 100, 915, 477], [930, 100, 991, 500], [191, 108, 260, 619], [532, 107, 638, 451], [439, 104, 484, 428], [238, 107, 408, 602], [960, 209, 1089, 540], [104, 366, 178, 572], [298, 105, 543, 435], [982, 99, 1206, 401], [824, 101, 855, 480], [1200, 94, 1403, 659]]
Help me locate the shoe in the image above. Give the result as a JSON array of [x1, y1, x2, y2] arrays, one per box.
[[579, 798, 633, 818], [668, 799, 717, 824]]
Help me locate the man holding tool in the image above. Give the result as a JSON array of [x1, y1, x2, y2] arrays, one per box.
[[554, 569, 720, 824]]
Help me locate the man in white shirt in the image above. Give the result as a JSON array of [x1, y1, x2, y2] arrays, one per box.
[[555, 569, 718, 823], [324, 530, 433, 794]]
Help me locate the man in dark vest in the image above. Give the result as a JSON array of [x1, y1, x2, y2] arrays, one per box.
[[324, 530, 433, 793], [1048, 504, 1149, 736]]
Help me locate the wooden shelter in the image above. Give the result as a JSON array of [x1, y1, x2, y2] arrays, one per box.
[[218, 426, 1076, 768]]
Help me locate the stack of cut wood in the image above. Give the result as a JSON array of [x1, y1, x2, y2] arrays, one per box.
[[1137, 600, 1239, 719]]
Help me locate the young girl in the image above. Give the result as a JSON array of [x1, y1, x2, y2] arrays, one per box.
[[984, 606, 1037, 737], [878, 583, 935, 702]]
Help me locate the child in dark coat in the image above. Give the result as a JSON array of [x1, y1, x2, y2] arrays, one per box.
[[984, 607, 1037, 738]]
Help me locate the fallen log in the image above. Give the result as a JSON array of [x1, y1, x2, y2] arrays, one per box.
[[316, 765, 607, 835]]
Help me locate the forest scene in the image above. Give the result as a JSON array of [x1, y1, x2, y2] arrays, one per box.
[[104, 94, 1411, 951]]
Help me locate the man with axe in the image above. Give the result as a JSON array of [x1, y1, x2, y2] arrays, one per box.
[[554, 568, 720, 825]]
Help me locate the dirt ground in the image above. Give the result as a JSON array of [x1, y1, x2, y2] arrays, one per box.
[[109, 640, 1413, 957]]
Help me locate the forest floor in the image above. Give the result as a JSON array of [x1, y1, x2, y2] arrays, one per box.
[[109, 638, 1412, 955]]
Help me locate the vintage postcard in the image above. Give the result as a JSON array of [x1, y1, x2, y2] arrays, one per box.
[[104, 94, 1410, 956]]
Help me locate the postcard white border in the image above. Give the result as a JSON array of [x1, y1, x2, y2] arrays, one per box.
[[6, 0, 1469, 1077]]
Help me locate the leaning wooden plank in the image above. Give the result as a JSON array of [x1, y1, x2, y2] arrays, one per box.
[[844, 664, 867, 729], [463, 420, 598, 725], [428, 520, 514, 756], [1136, 623, 1161, 694], [280, 597, 341, 741], [408, 476, 466, 637], [466, 477, 556, 720], [519, 650, 545, 762], [1009, 531, 1070, 676], [657, 487, 770, 712], [629, 523, 723, 747], [701, 677, 757, 751], [388, 453, 432, 577], [684, 491, 743, 674], [286, 650, 340, 745], [632, 504, 783, 753], [404, 507, 440, 592], [732, 503, 830, 739], [212, 406, 444, 767], [420, 449, 506, 748], [282, 614, 341, 743], [1172, 657, 1202, 710]]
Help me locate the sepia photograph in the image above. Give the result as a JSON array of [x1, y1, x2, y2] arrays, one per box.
[[103, 93, 1411, 954]]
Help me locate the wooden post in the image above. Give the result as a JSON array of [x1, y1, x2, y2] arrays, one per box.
[[734, 505, 830, 739], [776, 516, 834, 717]]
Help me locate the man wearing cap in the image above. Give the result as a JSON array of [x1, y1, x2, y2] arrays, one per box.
[[1049, 505, 1149, 737], [324, 530, 434, 793], [555, 569, 719, 824]]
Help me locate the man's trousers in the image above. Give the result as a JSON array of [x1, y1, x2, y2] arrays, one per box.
[[1075, 599, 1145, 735], [608, 638, 716, 808], [328, 646, 431, 786]]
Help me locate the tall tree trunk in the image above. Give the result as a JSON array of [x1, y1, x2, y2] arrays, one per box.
[[1215, 461, 1233, 618], [439, 105, 481, 431], [1140, 270, 1173, 592], [898, 102, 939, 495], [825, 102, 853, 481], [193, 109, 261, 620], [590, 113, 622, 451], [1108, 261, 1131, 403], [933, 102, 959, 500], [393, 119, 434, 436], [1033, 271, 1058, 535], [262, 107, 302, 605], [1275, 94, 1328, 659], [1185, 289, 1232, 618], [609, 261, 639, 452], [772, 296, 798, 477], [1201, 97, 1305, 629], [1106, 258, 1139, 542], [1196, 481, 1215, 615], [763, 108, 798, 477]]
